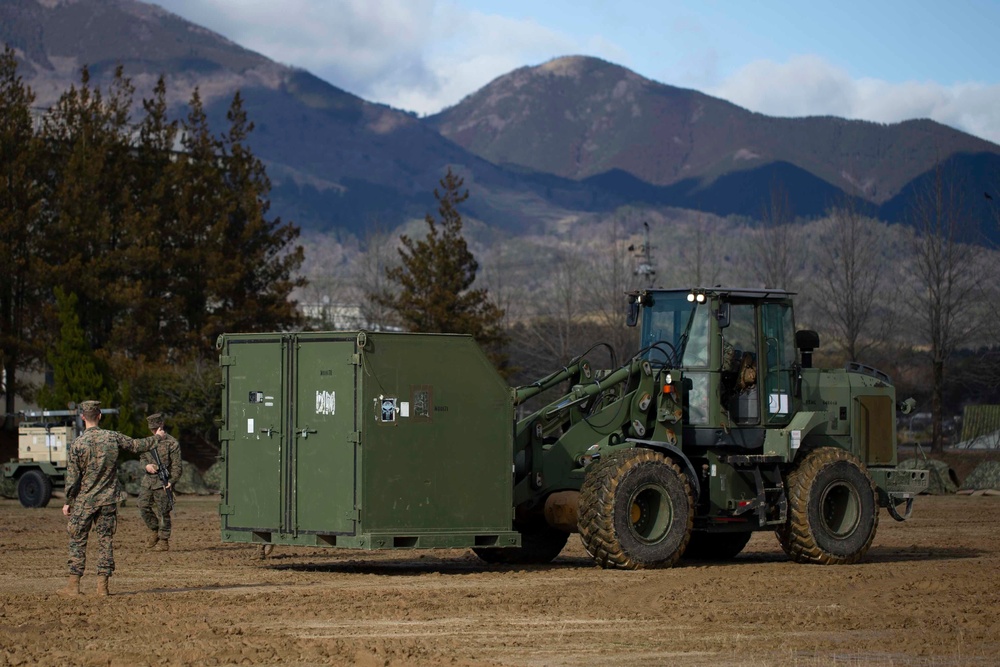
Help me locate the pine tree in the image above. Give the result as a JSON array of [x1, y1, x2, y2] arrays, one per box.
[[377, 168, 508, 368], [0, 45, 45, 418], [36, 288, 115, 411], [39, 64, 138, 352], [208, 90, 304, 338], [124, 75, 179, 359], [170, 87, 227, 352]]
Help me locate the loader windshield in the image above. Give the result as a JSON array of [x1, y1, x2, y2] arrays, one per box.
[[639, 293, 709, 368]]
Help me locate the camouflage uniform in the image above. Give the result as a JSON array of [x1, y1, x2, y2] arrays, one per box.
[[138, 413, 182, 541], [64, 401, 160, 577]]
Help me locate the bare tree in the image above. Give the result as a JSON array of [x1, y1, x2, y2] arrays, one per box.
[[352, 220, 401, 330], [583, 215, 641, 364], [751, 180, 799, 291], [815, 202, 891, 362], [478, 236, 523, 339], [687, 213, 719, 287], [513, 245, 589, 374], [907, 164, 984, 451], [292, 232, 355, 330]]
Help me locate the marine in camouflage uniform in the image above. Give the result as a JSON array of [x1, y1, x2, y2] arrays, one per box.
[[138, 413, 182, 551], [58, 400, 165, 597]]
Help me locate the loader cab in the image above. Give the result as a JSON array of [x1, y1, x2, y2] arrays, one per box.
[[629, 287, 799, 447]]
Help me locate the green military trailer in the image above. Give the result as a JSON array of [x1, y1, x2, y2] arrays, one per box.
[[217, 287, 929, 568]]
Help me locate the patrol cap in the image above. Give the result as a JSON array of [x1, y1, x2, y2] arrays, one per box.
[[79, 400, 101, 413], [146, 413, 165, 429]]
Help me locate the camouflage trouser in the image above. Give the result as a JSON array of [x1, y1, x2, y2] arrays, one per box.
[[67, 503, 117, 576], [138, 486, 172, 539]]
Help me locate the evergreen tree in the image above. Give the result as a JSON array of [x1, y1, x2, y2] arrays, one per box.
[[36, 288, 115, 411], [170, 87, 227, 353], [123, 75, 179, 359], [39, 65, 138, 353], [376, 168, 508, 368], [209, 91, 304, 338], [0, 64, 305, 445], [0, 45, 45, 419]]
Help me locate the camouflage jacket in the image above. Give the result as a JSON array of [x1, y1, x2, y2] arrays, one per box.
[[65, 427, 160, 509], [138, 434, 182, 490]]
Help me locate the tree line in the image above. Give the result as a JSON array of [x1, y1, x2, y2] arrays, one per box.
[[0, 46, 303, 441]]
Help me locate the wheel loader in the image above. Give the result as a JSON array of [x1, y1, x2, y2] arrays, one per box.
[[217, 287, 927, 568]]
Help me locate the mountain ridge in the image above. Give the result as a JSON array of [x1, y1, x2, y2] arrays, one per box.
[[3, 1, 999, 240], [428, 55, 1000, 206]]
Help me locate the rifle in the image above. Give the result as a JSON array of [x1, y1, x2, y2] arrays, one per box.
[[151, 447, 175, 509]]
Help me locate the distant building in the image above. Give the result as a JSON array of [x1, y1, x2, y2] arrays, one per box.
[[299, 301, 368, 330], [298, 300, 402, 332]]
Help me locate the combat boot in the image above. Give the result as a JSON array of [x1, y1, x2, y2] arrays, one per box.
[[57, 574, 81, 597], [97, 575, 110, 597], [145, 531, 159, 549], [154, 538, 169, 552]]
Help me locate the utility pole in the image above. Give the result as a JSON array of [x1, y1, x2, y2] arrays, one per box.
[[631, 221, 657, 288]]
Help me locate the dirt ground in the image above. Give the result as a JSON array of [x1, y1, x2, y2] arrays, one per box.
[[1, 492, 999, 667]]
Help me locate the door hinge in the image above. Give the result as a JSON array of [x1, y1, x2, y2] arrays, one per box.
[[219, 355, 236, 367], [219, 504, 235, 515], [348, 431, 361, 445], [345, 508, 361, 521], [218, 429, 235, 442]]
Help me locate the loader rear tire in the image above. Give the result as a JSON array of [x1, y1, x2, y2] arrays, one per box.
[[682, 530, 753, 561], [17, 470, 53, 508], [578, 449, 693, 569], [472, 519, 568, 565], [776, 447, 878, 565]]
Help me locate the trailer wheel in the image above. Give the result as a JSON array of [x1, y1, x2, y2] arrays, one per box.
[[17, 470, 53, 508], [472, 519, 568, 565], [776, 447, 878, 565], [578, 449, 693, 569], [682, 531, 753, 560]]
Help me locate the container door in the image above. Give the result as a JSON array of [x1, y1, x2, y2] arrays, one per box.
[[222, 337, 287, 532], [291, 337, 358, 535]]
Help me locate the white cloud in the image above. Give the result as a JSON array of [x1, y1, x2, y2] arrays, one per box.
[[361, 11, 579, 114], [154, 0, 579, 115], [709, 55, 1000, 145]]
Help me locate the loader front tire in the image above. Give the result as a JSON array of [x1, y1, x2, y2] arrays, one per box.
[[578, 449, 693, 569], [776, 447, 878, 565]]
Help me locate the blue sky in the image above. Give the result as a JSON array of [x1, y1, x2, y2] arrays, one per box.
[[151, 0, 1000, 143]]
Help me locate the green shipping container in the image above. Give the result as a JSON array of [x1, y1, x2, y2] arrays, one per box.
[[217, 331, 520, 551]]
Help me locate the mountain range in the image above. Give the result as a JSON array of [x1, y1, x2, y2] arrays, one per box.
[[3, 0, 1000, 242]]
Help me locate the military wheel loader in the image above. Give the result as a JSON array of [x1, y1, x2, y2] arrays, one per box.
[[217, 287, 928, 568]]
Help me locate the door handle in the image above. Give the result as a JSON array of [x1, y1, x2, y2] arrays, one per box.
[[259, 427, 279, 438], [298, 428, 318, 439]]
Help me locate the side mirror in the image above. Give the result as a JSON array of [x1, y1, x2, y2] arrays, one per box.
[[626, 298, 639, 327], [716, 303, 731, 328]]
